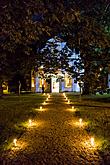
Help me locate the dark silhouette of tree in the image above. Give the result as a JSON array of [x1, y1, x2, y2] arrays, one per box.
[[0, 0, 110, 95]]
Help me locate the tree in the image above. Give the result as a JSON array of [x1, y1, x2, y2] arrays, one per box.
[[0, 0, 110, 95]]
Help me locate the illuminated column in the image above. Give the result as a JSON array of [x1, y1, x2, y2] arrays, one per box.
[[31, 70, 36, 92], [35, 77, 39, 92]]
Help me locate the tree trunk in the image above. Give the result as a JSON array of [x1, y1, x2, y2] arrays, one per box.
[[82, 81, 90, 95], [82, 63, 91, 95]]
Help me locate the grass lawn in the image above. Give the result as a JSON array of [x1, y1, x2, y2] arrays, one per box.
[[0, 93, 46, 151], [67, 93, 110, 151]]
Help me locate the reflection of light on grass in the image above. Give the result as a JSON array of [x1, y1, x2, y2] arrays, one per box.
[[82, 136, 104, 151], [35, 107, 46, 112], [11, 139, 27, 151], [66, 108, 76, 112], [82, 137, 97, 150], [22, 119, 37, 128], [69, 120, 87, 128]]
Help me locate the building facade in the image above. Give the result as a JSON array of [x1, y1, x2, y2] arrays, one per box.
[[31, 68, 81, 93]]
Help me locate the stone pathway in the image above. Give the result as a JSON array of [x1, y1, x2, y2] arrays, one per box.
[[0, 94, 106, 164]]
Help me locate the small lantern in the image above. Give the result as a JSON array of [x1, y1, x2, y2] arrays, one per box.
[[90, 137, 95, 146], [79, 118, 82, 125], [13, 139, 17, 146], [29, 119, 32, 126]]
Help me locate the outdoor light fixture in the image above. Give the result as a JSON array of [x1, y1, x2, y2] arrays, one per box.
[[43, 93, 45, 95], [72, 106, 74, 109], [40, 106, 42, 110], [13, 139, 17, 147], [68, 100, 70, 104], [43, 101, 46, 105], [90, 137, 95, 146], [79, 118, 82, 125], [29, 119, 32, 126], [46, 98, 48, 101]]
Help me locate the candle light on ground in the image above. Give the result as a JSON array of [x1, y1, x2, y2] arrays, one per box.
[[13, 139, 17, 147], [68, 100, 70, 104], [40, 106, 42, 109], [29, 119, 32, 126], [79, 118, 82, 125], [43, 101, 46, 105], [90, 137, 95, 146]]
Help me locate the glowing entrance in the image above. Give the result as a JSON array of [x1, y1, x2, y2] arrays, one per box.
[[51, 77, 59, 93]]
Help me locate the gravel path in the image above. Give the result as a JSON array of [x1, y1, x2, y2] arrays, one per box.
[[0, 94, 108, 164]]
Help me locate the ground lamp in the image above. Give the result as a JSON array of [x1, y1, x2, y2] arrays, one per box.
[[90, 137, 95, 146], [29, 119, 32, 126], [13, 139, 17, 147], [43, 101, 46, 105], [68, 100, 70, 104], [79, 118, 82, 125]]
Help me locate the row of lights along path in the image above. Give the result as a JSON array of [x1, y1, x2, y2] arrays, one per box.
[[1, 93, 103, 164]]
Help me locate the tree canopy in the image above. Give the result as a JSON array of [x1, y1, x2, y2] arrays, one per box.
[[0, 0, 110, 94]]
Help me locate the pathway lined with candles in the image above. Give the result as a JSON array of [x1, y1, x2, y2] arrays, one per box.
[[1, 93, 104, 164]]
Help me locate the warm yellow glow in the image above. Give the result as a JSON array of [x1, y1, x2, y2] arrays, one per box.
[[79, 118, 82, 125], [68, 100, 70, 104], [72, 106, 74, 109], [63, 93, 65, 96], [29, 119, 32, 126], [65, 97, 68, 100], [46, 98, 48, 101], [40, 106, 42, 110], [31, 77, 35, 87], [48, 95, 50, 98], [43, 93, 46, 95], [43, 101, 46, 105], [65, 75, 72, 88], [91, 137, 95, 146], [13, 139, 17, 147]]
